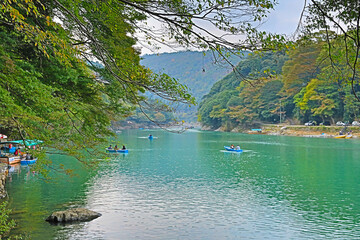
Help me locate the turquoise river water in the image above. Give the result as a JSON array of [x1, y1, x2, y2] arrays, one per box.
[[5, 129, 360, 239]]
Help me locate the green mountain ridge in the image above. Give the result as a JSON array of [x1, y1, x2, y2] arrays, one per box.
[[140, 51, 245, 122]]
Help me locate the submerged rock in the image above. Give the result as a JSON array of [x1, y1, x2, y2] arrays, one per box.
[[46, 208, 101, 223]]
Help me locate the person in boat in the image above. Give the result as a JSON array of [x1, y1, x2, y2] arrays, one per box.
[[108, 145, 113, 149], [149, 134, 152, 138], [14, 148, 22, 156], [230, 144, 235, 149], [235, 145, 241, 150], [26, 153, 32, 160], [122, 145, 126, 150], [114, 145, 119, 150]]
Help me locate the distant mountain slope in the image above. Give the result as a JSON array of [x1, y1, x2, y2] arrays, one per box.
[[140, 51, 245, 121], [141, 51, 244, 101]]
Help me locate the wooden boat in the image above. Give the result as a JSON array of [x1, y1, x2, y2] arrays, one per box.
[[224, 146, 243, 152], [0, 156, 21, 165], [20, 158, 38, 165], [106, 149, 128, 153]]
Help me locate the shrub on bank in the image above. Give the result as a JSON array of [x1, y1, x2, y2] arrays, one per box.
[[0, 201, 16, 239]]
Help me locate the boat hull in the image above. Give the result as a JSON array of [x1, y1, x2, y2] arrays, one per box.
[[20, 158, 37, 165], [106, 149, 128, 153], [224, 146, 243, 152], [334, 135, 346, 139]]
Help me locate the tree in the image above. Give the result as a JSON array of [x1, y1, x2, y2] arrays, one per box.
[[0, 201, 15, 238], [279, 32, 332, 121], [294, 78, 341, 124], [198, 51, 287, 129], [302, 0, 360, 101]]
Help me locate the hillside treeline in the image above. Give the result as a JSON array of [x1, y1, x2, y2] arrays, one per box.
[[198, 35, 360, 130], [140, 51, 244, 122]]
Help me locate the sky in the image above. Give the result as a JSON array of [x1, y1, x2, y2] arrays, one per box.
[[139, 0, 306, 55], [260, 0, 305, 34]]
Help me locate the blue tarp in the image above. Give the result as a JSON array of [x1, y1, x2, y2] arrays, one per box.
[[0, 139, 43, 146]]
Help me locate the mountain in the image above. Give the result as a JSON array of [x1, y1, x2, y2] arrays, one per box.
[[198, 51, 289, 130], [140, 50, 245, 121]]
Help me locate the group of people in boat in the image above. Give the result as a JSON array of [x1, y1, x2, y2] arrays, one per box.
[[339, 130, 352, 136], [107, 144, 126, 150], [230, 144, 241, 150]]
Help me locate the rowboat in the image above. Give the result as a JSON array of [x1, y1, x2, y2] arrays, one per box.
[[20, 158, 38, 165], [106, 149, 128, 153], [224, 146, 243, 152]]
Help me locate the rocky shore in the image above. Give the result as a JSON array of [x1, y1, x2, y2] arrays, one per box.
[[259, 124, 359, 138], [0, 163, 8, 199], [208, 124, 360, 138]]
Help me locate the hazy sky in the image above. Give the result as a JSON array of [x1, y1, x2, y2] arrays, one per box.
[[139, 0, 305, 54], [261, 0, 305, 34]]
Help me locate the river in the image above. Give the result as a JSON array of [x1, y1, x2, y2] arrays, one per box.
[[6, 129, 360, 239]]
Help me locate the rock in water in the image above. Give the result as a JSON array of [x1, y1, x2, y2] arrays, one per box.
[[46, 208, 101, 223]]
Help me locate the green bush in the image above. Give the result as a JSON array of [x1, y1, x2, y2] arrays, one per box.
[[0, 201, 16, 238]]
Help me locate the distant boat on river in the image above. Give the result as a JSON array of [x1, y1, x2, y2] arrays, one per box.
[[106, 149, 128, 153], [224, 146, 243, 152], [334, 135, 352, 139]]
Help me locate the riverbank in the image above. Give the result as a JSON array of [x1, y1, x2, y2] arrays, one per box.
[[249, 124, 359, 138], [0, 163, 8, 199], [207, 124, 359, 138]]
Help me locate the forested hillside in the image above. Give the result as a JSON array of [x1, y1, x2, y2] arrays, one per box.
[[140, 51, 244, 121], [198, 35, 360, 131], [198, 52, 288, 130]]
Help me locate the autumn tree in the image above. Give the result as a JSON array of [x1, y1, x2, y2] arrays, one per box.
[[302, 0, 360, 100]]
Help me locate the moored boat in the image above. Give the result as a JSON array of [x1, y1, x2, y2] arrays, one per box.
[[248, 129, 262, 134], [334, 135, 346, 139], [0, 156, 21, 165], [20, 158, 38, 165], [224, 146, 243, 152]]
